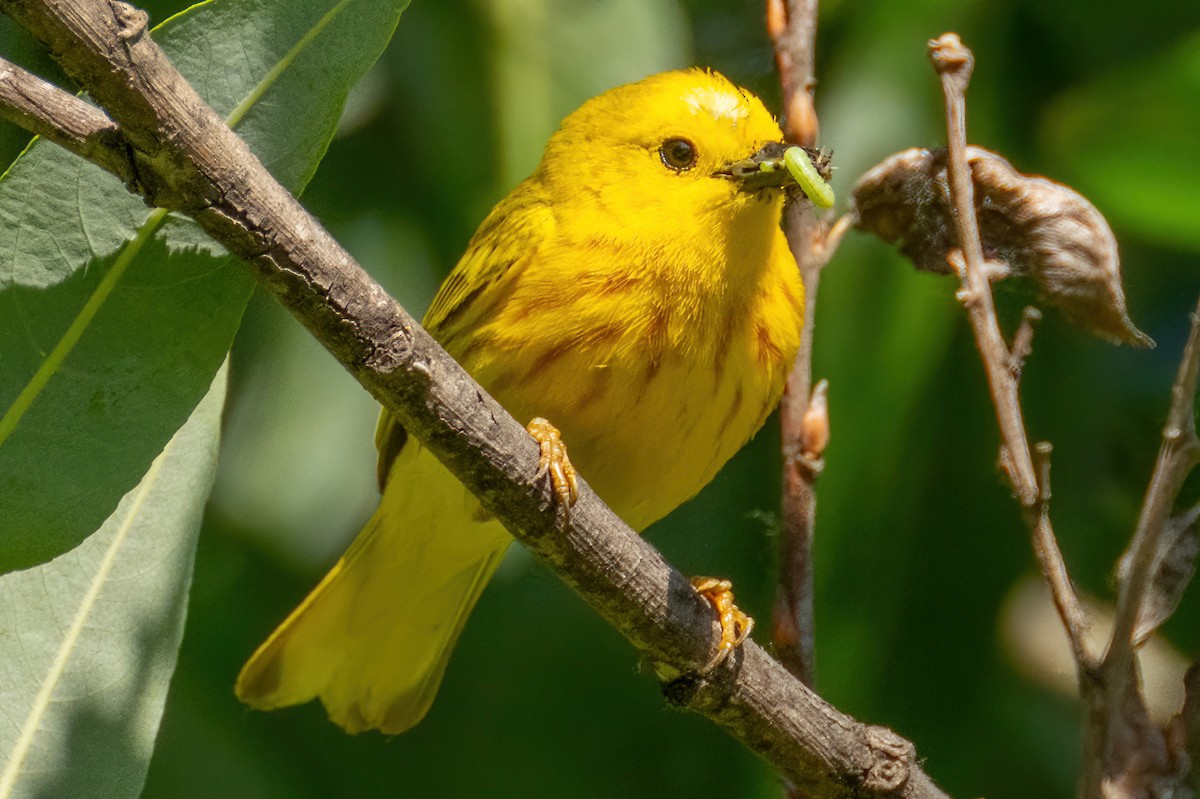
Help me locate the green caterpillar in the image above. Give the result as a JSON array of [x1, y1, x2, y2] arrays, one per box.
[[785, 146, 835, 209]]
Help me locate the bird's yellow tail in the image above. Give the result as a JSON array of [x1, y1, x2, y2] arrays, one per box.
[[235, 444, 511, 734]]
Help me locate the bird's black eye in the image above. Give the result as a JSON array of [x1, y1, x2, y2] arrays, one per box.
[[659, 138, 697, 171]]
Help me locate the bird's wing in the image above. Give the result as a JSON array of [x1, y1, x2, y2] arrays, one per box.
[[374, 187, 554, 489], [423, 190, 552, 339]]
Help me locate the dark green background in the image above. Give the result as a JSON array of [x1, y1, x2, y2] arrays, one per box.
[[12, 0, 1192, 796]]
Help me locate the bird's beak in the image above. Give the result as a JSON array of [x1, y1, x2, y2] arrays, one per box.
[[721, 142, 793, 191], [721, 142, 831, 193]]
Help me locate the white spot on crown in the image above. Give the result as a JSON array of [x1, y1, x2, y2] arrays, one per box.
[[682, 86, 749, 124]]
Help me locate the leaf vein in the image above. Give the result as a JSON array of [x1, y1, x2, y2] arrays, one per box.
[[0, 438, 174, 797]]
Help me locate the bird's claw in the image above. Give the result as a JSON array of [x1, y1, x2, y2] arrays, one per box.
[[527, 417, 579, 522], [691, 576, 754, 672]]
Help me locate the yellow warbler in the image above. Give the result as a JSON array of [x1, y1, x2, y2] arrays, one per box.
[[236, 68, 806, 734]]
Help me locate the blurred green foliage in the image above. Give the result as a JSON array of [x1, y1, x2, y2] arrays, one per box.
[[3, 0, 1196, 796]]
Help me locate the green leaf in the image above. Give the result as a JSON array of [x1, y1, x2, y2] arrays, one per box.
[[0, 0, 409, 573], [0, 363, 225, 799], [1041, 31, 1200, 251]]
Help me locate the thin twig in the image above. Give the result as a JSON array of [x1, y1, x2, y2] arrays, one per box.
[[1088, 305, 1200, 798], [822, 212, 854, 259], [0, 56, 133, 181], [1106, 295, 1200, 671], [0, 1, 950, 795], [927, 33, 1092, 666], [1008, 306, 1042, 379]]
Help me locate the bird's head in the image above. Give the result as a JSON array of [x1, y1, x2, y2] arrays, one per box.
[[537, 69, 814, 244]]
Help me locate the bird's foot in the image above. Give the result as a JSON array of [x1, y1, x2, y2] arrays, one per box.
[[527, 417, 579, 522], [691, 576, 754, 672]]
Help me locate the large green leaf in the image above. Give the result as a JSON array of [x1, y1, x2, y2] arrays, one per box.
[[0, 0, 409, 573], [0, 363, 224, 799], [0, 228, 248, 570], [1041, 31, 1200, 251]]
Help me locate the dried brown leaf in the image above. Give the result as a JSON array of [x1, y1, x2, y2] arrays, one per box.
[[1118, 504, 1200, 645], [851, 146, 1153, 347]]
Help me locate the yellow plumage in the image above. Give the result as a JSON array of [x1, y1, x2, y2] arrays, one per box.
[[236, 68, 805, 734]]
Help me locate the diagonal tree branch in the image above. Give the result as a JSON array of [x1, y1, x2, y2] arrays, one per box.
[[0, 0, 950, 796]]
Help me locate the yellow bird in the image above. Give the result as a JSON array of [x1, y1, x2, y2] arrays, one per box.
[[236, 68, 807, 734]]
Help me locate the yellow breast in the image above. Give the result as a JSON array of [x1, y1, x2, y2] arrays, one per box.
[[454, 213, 802, 531]]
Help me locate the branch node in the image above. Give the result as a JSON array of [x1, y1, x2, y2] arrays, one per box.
[[110, 1, 149, 43], [1009, 307, 1043, 379], [817, 213, 854, 265], [766, 0, 786, 40], [947, 250, 982, 308], [1033, 441, 1053, 502], [927, 32, 974, 86], [862, 726, 916, 792], [799, 378, 830, 462]]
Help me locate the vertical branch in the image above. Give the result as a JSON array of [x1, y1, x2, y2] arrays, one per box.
[[926, 33, 1091, 665], [929, 36, 1037, 502], [768, 0, 824, 690], [1107, 296, 1200, 670], [769, 0, 820, 149], [929, 32, 1200, 797], [1083, 296, 1200, 798]]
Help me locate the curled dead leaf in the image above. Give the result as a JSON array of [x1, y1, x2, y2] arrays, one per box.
[[851, 146, 1153, 347], [1117, 504, 1200, 646]]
